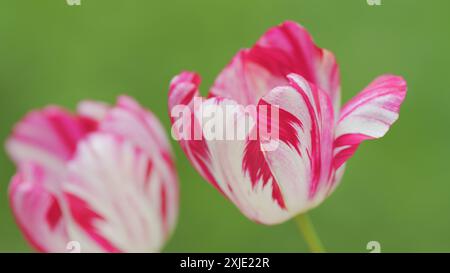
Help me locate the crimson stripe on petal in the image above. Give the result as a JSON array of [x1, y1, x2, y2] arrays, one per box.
[[241, 99, 304, 209], [169, 72, 224, 195], [65, 193, 121, 253]]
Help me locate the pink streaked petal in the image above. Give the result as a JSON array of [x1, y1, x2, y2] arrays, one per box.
[[64, 193, 120, 253], [9, 163, 69, 252], [210, 50, 285, 106], [258, 74, 335, 213], [210, 21, 340, 109], [333, 75, 407, 170], [64, 133, 170, 252], [192, 97, 290, 224], [6, 107, 98, 173], [243, 133, 286, 210], [169, 71, 201, 93], [169, 71, 202, 112], [101, 95, 173, 156], [99, 96, 178, 230], [168, 72, 224, 194]]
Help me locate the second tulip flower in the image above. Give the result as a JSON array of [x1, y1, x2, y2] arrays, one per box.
[[6, 96, 178, 252]]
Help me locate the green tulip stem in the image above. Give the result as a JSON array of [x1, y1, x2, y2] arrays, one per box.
[[294, 213, 325, 253]]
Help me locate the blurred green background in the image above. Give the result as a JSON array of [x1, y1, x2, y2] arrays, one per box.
[[1, 0, 449, 252]]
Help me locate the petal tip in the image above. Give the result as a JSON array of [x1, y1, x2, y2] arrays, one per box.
[[168, 71, 202, 110], [169, 71, 201, 91]]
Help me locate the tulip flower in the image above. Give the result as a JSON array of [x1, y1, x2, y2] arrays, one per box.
[[6, 96, 178, 252], [168, 21, 406, 230]]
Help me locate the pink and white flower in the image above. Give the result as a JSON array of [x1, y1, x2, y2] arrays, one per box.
[[6, 96, 178, 252], [168, 21, 407, 225]]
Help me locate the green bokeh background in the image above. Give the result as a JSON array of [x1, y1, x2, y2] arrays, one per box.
[[1, 0, 449, 252]]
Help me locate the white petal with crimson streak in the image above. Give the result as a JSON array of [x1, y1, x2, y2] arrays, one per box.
[[99, 96, 178, 231], [9, 163, 69, 252], [63, 133, 167, 252], [333, 75, 407, 173], [260, 74, 335, 212], [193, 98, 289, 224]]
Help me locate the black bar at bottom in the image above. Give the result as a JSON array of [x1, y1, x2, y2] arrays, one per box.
[[0, 253, 445, 272]]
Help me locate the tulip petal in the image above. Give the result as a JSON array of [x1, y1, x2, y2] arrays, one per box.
[[102, 96, 173, 156], [168, 72, 224, 193], [333, 75, 407, 171], [63, 133, 169, 252], [195, 98, 295, 224], [6, 107, 97, 176], [258, 74, 335, 213], [99, 96, 178, 231], [9, 163, 69, 252], [210, 21, 340, 110]]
